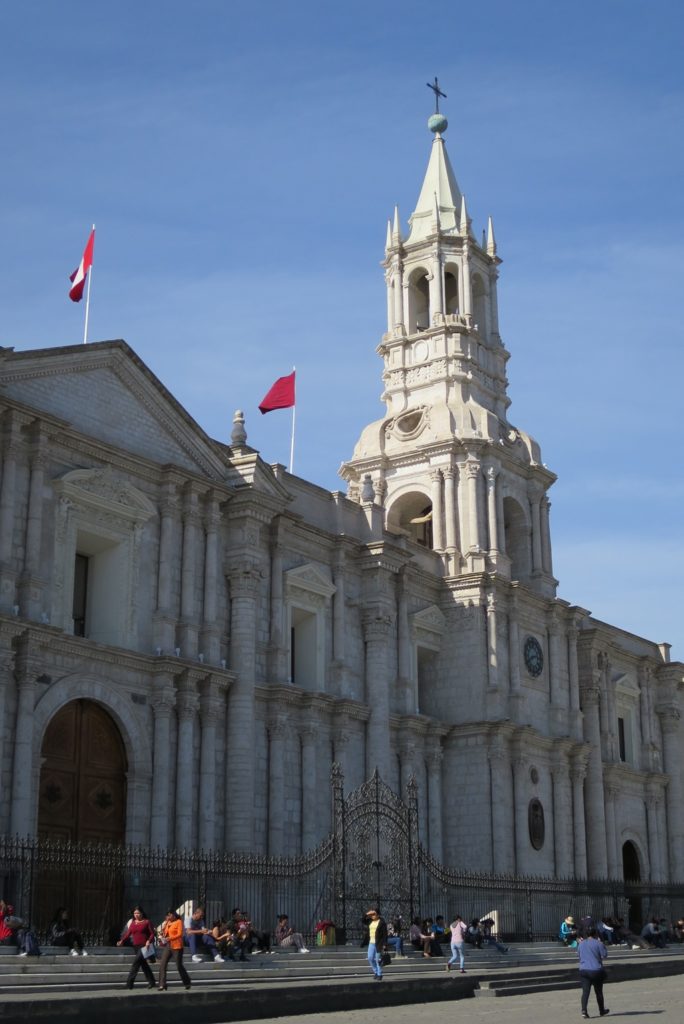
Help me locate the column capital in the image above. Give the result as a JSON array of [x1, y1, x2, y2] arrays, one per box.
[[426, 748, 443, 772], [656, 705, 681, 733], [227, 561, 263, 597], [333, 728, 351, 750], [176, 674, 199, 719], [429, 468, 443, 483], [151, 678, 176, 714], [199, 677, 226, 722], [269, 715, 289, 740], [464, 458, 481, 480], [547, 608, 562, 635], [442, 466, 455, 482], [488, 731, 510, 763], [484, 463, 499, 487], [362, 610, 394, 640]]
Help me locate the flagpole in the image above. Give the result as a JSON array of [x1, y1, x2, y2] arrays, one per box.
[[82, 222, 95, 344], [289, 365, 296, 473]]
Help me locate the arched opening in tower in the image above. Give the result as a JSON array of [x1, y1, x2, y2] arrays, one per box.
[[503, 496, 531, 581], [444, 269, 459, 315], [472, 272, 487, 336], [407, 270, 430, 332], [386, 491, 434, 548]]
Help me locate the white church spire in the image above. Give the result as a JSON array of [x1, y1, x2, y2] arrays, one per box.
[[406, 112, 462, 243]]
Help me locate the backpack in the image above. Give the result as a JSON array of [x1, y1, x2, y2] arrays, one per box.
[[21, 929, 41, 956]]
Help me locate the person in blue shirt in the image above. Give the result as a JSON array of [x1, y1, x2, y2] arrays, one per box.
[[578, 927, 609, 1018]]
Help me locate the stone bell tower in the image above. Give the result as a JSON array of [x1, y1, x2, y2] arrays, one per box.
[[341, 105, 557, 596]]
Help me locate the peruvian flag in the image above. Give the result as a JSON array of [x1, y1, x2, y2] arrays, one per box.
[[259, 371, 296, 414], [69, 228, 95, 302]]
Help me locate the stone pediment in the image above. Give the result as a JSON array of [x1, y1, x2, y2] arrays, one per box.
[[411, 604, 445, 638], [54, 467, 156, 523], [285, 563, 336, 599], [0, 341, 230, 481]]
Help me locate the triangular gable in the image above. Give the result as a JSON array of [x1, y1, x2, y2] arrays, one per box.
[[411, 604, 445, 639], [285, 563, 336, 599], [0, 341, 229, 481]]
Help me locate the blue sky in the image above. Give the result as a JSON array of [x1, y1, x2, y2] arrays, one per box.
[[1, 1, 682, 658]]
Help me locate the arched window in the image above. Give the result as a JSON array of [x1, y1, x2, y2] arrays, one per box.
[[472, 272, 487, 337], [387, 491, 434, 549], [503, 496, 531, 580], [407, 269, 430, 332], [444, 270, 459, 315], [623, 841, 641, 881]]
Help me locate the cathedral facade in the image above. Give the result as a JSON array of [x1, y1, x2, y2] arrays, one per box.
[[0, 114, 682, 886]]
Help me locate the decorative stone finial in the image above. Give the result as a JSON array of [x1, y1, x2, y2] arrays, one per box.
[[361, 474, 375, 502], [231, 409, 247, 447]]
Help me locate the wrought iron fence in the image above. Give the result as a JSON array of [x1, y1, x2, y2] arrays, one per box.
[[0, 834, 334, 947]]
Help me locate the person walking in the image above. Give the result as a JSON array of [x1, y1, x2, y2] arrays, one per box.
[[446, 914, 467, 973], [157, 910, 191, 991], [117, 905, 156, 989], [578, 927, 609, 1019], [365, 908, 387, 981]]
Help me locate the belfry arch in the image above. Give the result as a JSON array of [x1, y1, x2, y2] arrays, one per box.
[[387, 490, 433, 548]]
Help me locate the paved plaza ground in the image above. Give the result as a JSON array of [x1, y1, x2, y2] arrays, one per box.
[[248, 972, 684, 1024]]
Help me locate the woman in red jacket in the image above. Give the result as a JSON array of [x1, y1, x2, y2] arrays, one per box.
[[117, 906, 156, 989]]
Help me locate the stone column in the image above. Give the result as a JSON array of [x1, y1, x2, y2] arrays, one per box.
[[429, 254, 443, 317], [442, 466, 458, 561], [175, 674, 199, 849], [426, 748, 444, 863], [513, 751, 529, 874], [645, 779, 664, 882], [332, 556, 346, 666], [200, 495, 221, 664], [488, 265, 501, 337], [333, 729, 350, 792], [154, 481, 180, 652], [363, 611, 393, 780], [657, 706, 684, 880], [301, 725, 318, 851], [393, 258, 404, 329], [570, 757, 588, 879], [540, 497, 553, 576], [430, 469, 444, 551], [548, 613, 566, 738], [9, 633, 36, 836], [604, 783, 619, 879], [461, 242, 472, 319], [150, 674, 176, 849], [566, 622, 583, 740], [582, 681, 609, 878], [268, 520, 288, 683], [180, 485, 202, 657], [485, 465, 500, 554], [399, 736, 418, 802], [486, 591, 500, 696], [396, 570, 412, 714], [656, 788, 669, 881], [0, 414, 21, 611], [507, 594, 522, 721], [199, 676, 224, 850], [552, 749, 574, 878], [489, 732, 514, 873], [464, 457, 481, 552], [268, 716, 288, 855], [20, 426, 48, 618], [528, 486, 543, 574], [225, 562, 260, 850], [638, 661, 654, 769]]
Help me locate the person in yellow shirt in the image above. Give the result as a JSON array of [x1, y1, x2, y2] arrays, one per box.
[[365, 909, 388, 981]]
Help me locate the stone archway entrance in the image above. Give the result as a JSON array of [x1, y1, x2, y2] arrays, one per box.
[[622, 840, 643, 931], [35, 700, 127, 937]]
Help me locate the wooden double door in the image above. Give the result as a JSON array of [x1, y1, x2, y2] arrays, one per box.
[[36, 700, 127, 937]]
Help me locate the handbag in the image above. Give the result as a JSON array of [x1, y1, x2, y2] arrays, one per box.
[[381, 951, 392, 966], [141, 943, 157, 960]]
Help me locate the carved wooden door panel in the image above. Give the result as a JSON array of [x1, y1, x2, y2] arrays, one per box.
[[36, 700, 127, 938], [38, 699, 127, 843]]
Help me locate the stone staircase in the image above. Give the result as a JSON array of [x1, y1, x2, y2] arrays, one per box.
[[1, 940, 679, 997]]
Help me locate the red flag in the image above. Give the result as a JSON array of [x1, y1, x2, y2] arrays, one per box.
[[69, 228, 95, 302], [259, 371, 296, 414]]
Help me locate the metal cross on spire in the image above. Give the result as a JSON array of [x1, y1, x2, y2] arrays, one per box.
[[426, 77, 447, 113]]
